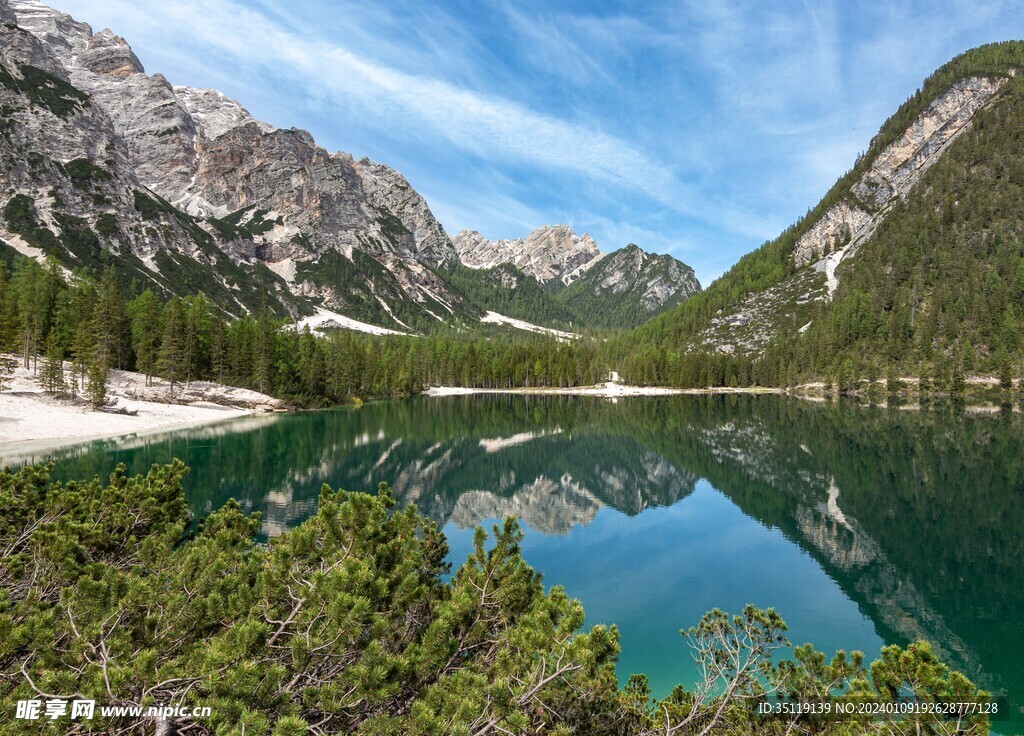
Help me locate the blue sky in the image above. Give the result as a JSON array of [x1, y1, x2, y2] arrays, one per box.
[[53, 0, 1024, 285]]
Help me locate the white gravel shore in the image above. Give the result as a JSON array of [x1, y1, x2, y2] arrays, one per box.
[[422, 381, 783, 398], [0, 355, 284, 457]]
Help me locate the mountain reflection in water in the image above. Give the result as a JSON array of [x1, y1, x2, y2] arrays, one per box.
[[9, 394, 1022, 731]]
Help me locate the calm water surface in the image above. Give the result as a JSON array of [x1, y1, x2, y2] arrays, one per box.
[[4, 395, 1022, 731]]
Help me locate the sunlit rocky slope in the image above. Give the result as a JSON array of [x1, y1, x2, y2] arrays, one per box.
[[0, 0, 700, 333]]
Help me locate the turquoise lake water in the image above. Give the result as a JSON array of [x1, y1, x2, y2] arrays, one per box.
[[4, 394, 1020, 732]]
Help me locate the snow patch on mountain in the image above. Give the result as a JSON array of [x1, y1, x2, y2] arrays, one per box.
[[480, 311, 578, 341], [292, 308, 411, 337]]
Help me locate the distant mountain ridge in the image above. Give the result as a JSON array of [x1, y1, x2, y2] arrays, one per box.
[[558, 244, 700, 328], [454, 225, 602, 285], [453, 226, 701, 328]]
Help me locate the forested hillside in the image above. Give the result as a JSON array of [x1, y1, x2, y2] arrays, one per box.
[[556, 245, 701, 329], [443, 263, 578, 328], [791, 76, 1024, 379], [631, 42, 1024, 387]]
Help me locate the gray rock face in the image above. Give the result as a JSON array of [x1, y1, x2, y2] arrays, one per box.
[[7, 0, 92, 62], [0, 11, 234, 305], [173, 85, 273, 141], [590, 244, 701, 310], [852, 76, 1005, 207], [793, 200, 872, 268], [794, 76, 1006, 271], [0, 0, 18, 24], [78, 29, 143, 77], [354, 158, 459, 268], [5, 0, 463, 324], [454, 224, 601, 284]]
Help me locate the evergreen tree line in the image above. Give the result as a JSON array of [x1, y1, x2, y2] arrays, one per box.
[[5, 252, 1021, 403], [0, 258, 620, 405]]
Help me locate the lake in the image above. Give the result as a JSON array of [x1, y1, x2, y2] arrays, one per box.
[[4, 395, 1022, 732]]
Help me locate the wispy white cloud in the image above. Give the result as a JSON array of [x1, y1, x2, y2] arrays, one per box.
[[48, 0, 1024, 283], [62, 0, 696, 211]]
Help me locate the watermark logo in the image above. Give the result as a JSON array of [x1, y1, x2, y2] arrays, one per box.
[[14, 699, 208, 721], [17, 700, 93, 720]]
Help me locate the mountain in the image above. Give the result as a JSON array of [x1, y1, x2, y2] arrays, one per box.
[[452, 226, 701, 329], [557, 244, 700, 328], [0, 0, 472, 330], [0, 0, 704, 337], [638, 42, 1024, 381], [442, 262, 578, 329], [454, 225, 601, 285]]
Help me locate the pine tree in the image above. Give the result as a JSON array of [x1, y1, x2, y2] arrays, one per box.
[[182, 297, 209, 384], [209, 312, 226, 384], [63, 275, 97, 398], [0, 355, 16, 392], [995, 346, 1014, 389], [0, 266, 19, 352], [85, 359, 108, 408], [886, 365, 904, 395], [949, 358, 967, 395], [129, 290, 162, 387], [91, 268, 129, 371], [1001, 306, 1020, 354], [254, 308, 275, 395], [838, 358, 857, 394], [38, 329, 66, 396], [158, 298, 185, 395], [14, 259, 41, 371]]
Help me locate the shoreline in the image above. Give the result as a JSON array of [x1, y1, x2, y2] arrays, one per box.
[[0, 356, 284, 462], [422, 382, 785, 398], [5, 367, 1018, 464], [0, 413, 261, 467], [422, 376, 1022, 405]]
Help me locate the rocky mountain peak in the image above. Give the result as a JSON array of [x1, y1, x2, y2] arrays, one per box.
[[0, 0, 17, 24], [173, 85, 273, 141], [79, 29, 144, 78], [453, 224, 602, 284], [8, 0, 92, 63]]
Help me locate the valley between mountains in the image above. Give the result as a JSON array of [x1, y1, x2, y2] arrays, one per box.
[[2, 0, 1024, 406]]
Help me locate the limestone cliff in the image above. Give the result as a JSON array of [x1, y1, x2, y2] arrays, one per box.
[[794, 75, 1006, 270], [2, 0, 464, 327], [454, 224, 601, 285]]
